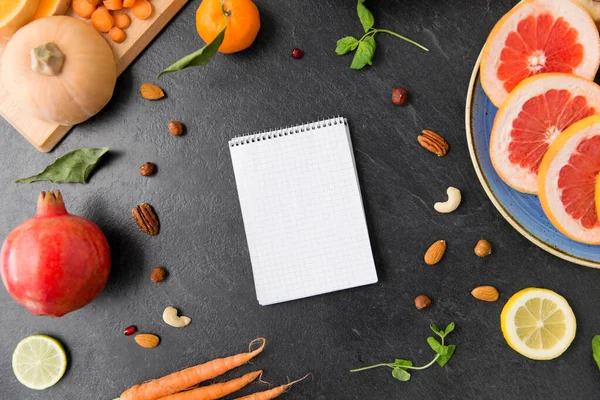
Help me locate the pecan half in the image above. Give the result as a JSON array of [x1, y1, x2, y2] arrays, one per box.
[[132, 203, 159, 236], [418, 129, 449, 157]]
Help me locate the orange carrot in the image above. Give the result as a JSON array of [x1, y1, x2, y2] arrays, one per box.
[[123, 0, 136, 7], [109, 27, 126, 43], [91, 6, 114, 32], [72, 0, 97, 18], [112, 11, 131, 29], [234, 375, 310, 400], [104, 0, 123, 10], [158, 370, 263, 400], [131, 0, 152, 19], [119, 338, 266, 400]]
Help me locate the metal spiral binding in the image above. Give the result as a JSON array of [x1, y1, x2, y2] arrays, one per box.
[[229, 116, 347, 147]]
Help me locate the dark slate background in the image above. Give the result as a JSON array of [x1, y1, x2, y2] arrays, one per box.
[[2, 0, 600, 399]]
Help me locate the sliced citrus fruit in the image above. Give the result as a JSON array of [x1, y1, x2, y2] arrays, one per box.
[[480, 0, 600, 107], [501, 288, 576, 360], [490, 73, 600, 194], [12, 334, 67, 390], [539, 115, 600, 244], [31, 0, 70, 20], [0, 0, 39, 38]]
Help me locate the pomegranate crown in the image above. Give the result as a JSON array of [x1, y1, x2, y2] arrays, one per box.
[[37, 190, 67, 217]]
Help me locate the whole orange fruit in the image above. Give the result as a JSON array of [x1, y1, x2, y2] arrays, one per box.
[[196, 0, 260, 54]]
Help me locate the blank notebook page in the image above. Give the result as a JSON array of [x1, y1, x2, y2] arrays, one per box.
[[229, 117, 377, 305]]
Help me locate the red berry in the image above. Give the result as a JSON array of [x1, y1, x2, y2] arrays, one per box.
[[124, 325, 137, 336], [291, 48, 303, 59]]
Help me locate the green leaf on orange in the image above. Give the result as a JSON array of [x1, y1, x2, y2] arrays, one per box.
[[159, 27, 226, 77]]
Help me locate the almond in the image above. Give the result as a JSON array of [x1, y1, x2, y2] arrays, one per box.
[[140, 83, 165, 100], [471, 286, 499, 302], [134, 333, 160, 348], [424, 240, 446, 265]]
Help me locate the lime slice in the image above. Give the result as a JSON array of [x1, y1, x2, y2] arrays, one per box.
[[501, 288, 576, 360], [12, 334, 67, 390]]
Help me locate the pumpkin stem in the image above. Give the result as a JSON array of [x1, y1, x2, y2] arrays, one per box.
[[31, 43, 65, 76]]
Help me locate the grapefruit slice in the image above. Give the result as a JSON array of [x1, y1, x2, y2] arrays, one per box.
[[481, 0, 600, 107], [490, 73, 600, 194], [539, 115, 600, 244]]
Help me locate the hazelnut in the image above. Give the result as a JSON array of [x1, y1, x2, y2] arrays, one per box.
[[139, 162, 156, 176], [168, 121, 184, 136], [414, 295, 432, 310], [150, 267, 166, 283], [474, 240, 492, 257], [392, 87, 408, 106]]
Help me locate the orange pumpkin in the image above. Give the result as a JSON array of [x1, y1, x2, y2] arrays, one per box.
[[2, 16, 117, 126]]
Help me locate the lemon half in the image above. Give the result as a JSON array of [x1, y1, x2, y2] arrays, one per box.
[[12, 334, 67, 390], [501, 288, 576, 360]]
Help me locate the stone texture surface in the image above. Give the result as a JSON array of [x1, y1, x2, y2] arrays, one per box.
[[2, 0, 600, 399]]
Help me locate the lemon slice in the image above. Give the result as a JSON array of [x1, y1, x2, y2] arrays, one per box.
[[501, 288, 576, 360], [12, 335, 67, 390]]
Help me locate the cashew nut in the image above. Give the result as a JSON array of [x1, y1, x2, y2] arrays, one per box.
[[434, 187, 461, 213], [162, 306, 191, 328]]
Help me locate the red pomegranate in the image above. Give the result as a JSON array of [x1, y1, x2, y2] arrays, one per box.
[[0, 191, 110, 317]]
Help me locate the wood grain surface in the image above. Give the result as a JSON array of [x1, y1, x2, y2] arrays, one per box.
[[0, 0, 188, 153]]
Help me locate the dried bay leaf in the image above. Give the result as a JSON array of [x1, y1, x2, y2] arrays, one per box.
[[16, 147, 109, 184]]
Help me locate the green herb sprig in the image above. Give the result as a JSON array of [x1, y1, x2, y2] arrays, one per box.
[[336, 0, 428, 70], [350, 322, 456, 382], [593, 335, 600, 370]]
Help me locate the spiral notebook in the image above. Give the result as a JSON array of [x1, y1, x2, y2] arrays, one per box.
[[229, 117, 377, 305]]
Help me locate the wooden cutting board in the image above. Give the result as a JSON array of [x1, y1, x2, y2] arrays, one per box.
[[0, 0, 189, 152]]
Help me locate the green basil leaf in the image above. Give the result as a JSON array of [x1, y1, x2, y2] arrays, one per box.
[[356, 0, 374, 32], [427, 336, 441, 353], [16, 147, 109, 184], [336, 36, 360, 55], [593, 336, 600, 369], [391, 367, 411, 381], [430, 324, 442, 336], [394, 359, 413, 368], [436, 345, 456, 367], [350, 36, 376, 70], [445, 322, 455, 336], [159, 27, 226, 77]]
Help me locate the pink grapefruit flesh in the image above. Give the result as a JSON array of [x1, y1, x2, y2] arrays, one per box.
[[490, 73, 600, 194], [481, 0, 600, 107], [539, 115, 600, 244]]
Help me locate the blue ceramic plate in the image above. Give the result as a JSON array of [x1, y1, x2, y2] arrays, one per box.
[[466, 55, 600, 268]]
